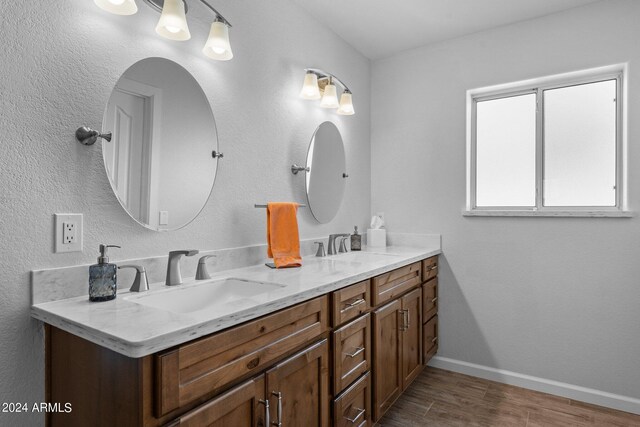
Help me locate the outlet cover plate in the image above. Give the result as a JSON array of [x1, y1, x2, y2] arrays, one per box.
[[54, 214, 83, 253]]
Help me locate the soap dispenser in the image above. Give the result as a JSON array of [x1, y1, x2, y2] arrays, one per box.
[[89, 244, 121, 302], [350, 226, 362, 251]]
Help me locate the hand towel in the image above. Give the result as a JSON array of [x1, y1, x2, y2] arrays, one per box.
[[267, 202, 302, 268]]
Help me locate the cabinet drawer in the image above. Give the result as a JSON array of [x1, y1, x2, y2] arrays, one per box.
[[371, 262, 422, 306], [423, 315, 438, 365], [422, 278, 438, 321], [164, 375, 266, 427], [333, 372, 371, 427], [332, 280, 371, 326], [333, 314, 371, 395], [422, 256, 438, 282], [154, 295, 329, 417]]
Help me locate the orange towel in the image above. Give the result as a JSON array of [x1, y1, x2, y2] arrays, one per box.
[[267, 202, 302, 268]]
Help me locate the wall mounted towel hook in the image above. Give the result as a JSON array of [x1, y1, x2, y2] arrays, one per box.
[[75, 126, 112, 146]]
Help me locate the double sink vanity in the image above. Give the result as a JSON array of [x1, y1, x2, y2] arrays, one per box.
[[32, 244, 440, 426], [31, 55, 443, 426]]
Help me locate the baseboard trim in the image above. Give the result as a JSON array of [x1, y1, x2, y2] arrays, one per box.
[[428, 356, 640, 415]]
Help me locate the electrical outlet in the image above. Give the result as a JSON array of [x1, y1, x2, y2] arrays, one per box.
[[63, 222, 76, 244], [55, 214, 83, 253]]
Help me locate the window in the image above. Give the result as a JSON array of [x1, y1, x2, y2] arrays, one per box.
[[466, 67, 627, 217]]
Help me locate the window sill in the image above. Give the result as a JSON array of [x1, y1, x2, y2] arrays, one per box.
[[462, 210, 635, 218]]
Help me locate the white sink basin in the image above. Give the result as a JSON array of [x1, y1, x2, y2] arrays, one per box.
[[125, 278, 285, 318]]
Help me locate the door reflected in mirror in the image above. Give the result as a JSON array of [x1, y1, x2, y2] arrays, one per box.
[[305, 122, 347, 223], [102, 57, 219, 231]]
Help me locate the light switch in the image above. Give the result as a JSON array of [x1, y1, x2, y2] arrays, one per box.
[[159, 211, 169, 226]]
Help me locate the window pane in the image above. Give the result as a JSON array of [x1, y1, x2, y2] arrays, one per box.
[[543, 80, 617, 206], [476, 94, 536, 207]]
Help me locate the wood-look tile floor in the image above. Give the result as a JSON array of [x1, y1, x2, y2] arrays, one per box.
[[377, 367, 640, 427]]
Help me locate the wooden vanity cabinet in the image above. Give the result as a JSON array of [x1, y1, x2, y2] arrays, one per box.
[[45, 256, 438, 427]]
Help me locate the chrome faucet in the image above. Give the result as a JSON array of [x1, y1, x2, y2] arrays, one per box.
[[165, 250, 199, 286], [196, 255, 216, 280], [328, 234, 349, 255]]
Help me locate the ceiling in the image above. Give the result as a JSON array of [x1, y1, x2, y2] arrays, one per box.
[[291, 0, 602, 59]]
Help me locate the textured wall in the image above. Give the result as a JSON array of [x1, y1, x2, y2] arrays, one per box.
[[0, 1, 370, 425], [372, 0, 640, 400]]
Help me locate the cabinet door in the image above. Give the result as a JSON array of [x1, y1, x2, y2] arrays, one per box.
[[167, 375, 267, 427], [371, 299, 402, 421], [401, 287, 423, 389], [265, 339, 330, 427]]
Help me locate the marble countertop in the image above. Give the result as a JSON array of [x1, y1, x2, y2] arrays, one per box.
[[31, 245, 440, 358]]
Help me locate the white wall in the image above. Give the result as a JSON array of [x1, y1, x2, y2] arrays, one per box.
[[372, 0, 640, 402], [0, 1, 370, 424]]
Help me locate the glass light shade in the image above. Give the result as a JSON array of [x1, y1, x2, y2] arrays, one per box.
[[155, 0, 191, 41], [337, 92, 355, 115], [320, 84, 339, 108], [202, 20, 233, 60], [299, 73, 321, 100], [94, 0, 138, 15]]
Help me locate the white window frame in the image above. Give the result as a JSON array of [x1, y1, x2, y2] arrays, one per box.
[[465, 64, 632, 217]]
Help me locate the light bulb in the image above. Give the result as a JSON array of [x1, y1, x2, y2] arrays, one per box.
[[94, 0, 137, 15], [299, 72, 320, 100], [202, 20, 233, 60], [320, 83, 339, 108], [337, 92, 355, 115], [155, 0, 191, 41]]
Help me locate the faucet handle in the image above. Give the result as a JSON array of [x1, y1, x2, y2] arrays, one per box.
[[196, 255, 217, 280], [339, 237, 349, 253], [314, 242, 326, 257], [118, 265, 149, 292], [169, 249, 199, 257]]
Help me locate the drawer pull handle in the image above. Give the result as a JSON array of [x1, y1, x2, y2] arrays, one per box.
[[344, 298, 366, 309], [427, 265, 438, 271], [246, 357, 260, 369], [431, 297, 438, 303], [345, 346, 365, 358], [258, 399, 270, 427], [432, 337, 438, 343], [271, 391, 283, 427], [405, 308, 410, 329], [345, 407, 366, 423]]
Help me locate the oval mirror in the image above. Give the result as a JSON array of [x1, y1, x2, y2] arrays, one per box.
[[305, 122, 347, 223], [102, 58, 218, 231]]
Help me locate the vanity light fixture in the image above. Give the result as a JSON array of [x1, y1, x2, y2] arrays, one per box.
[[155, 0, 191, 41], [299, 69, 355, 116], [94, 0, 138, 15], [95, 0, 233, 61]]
